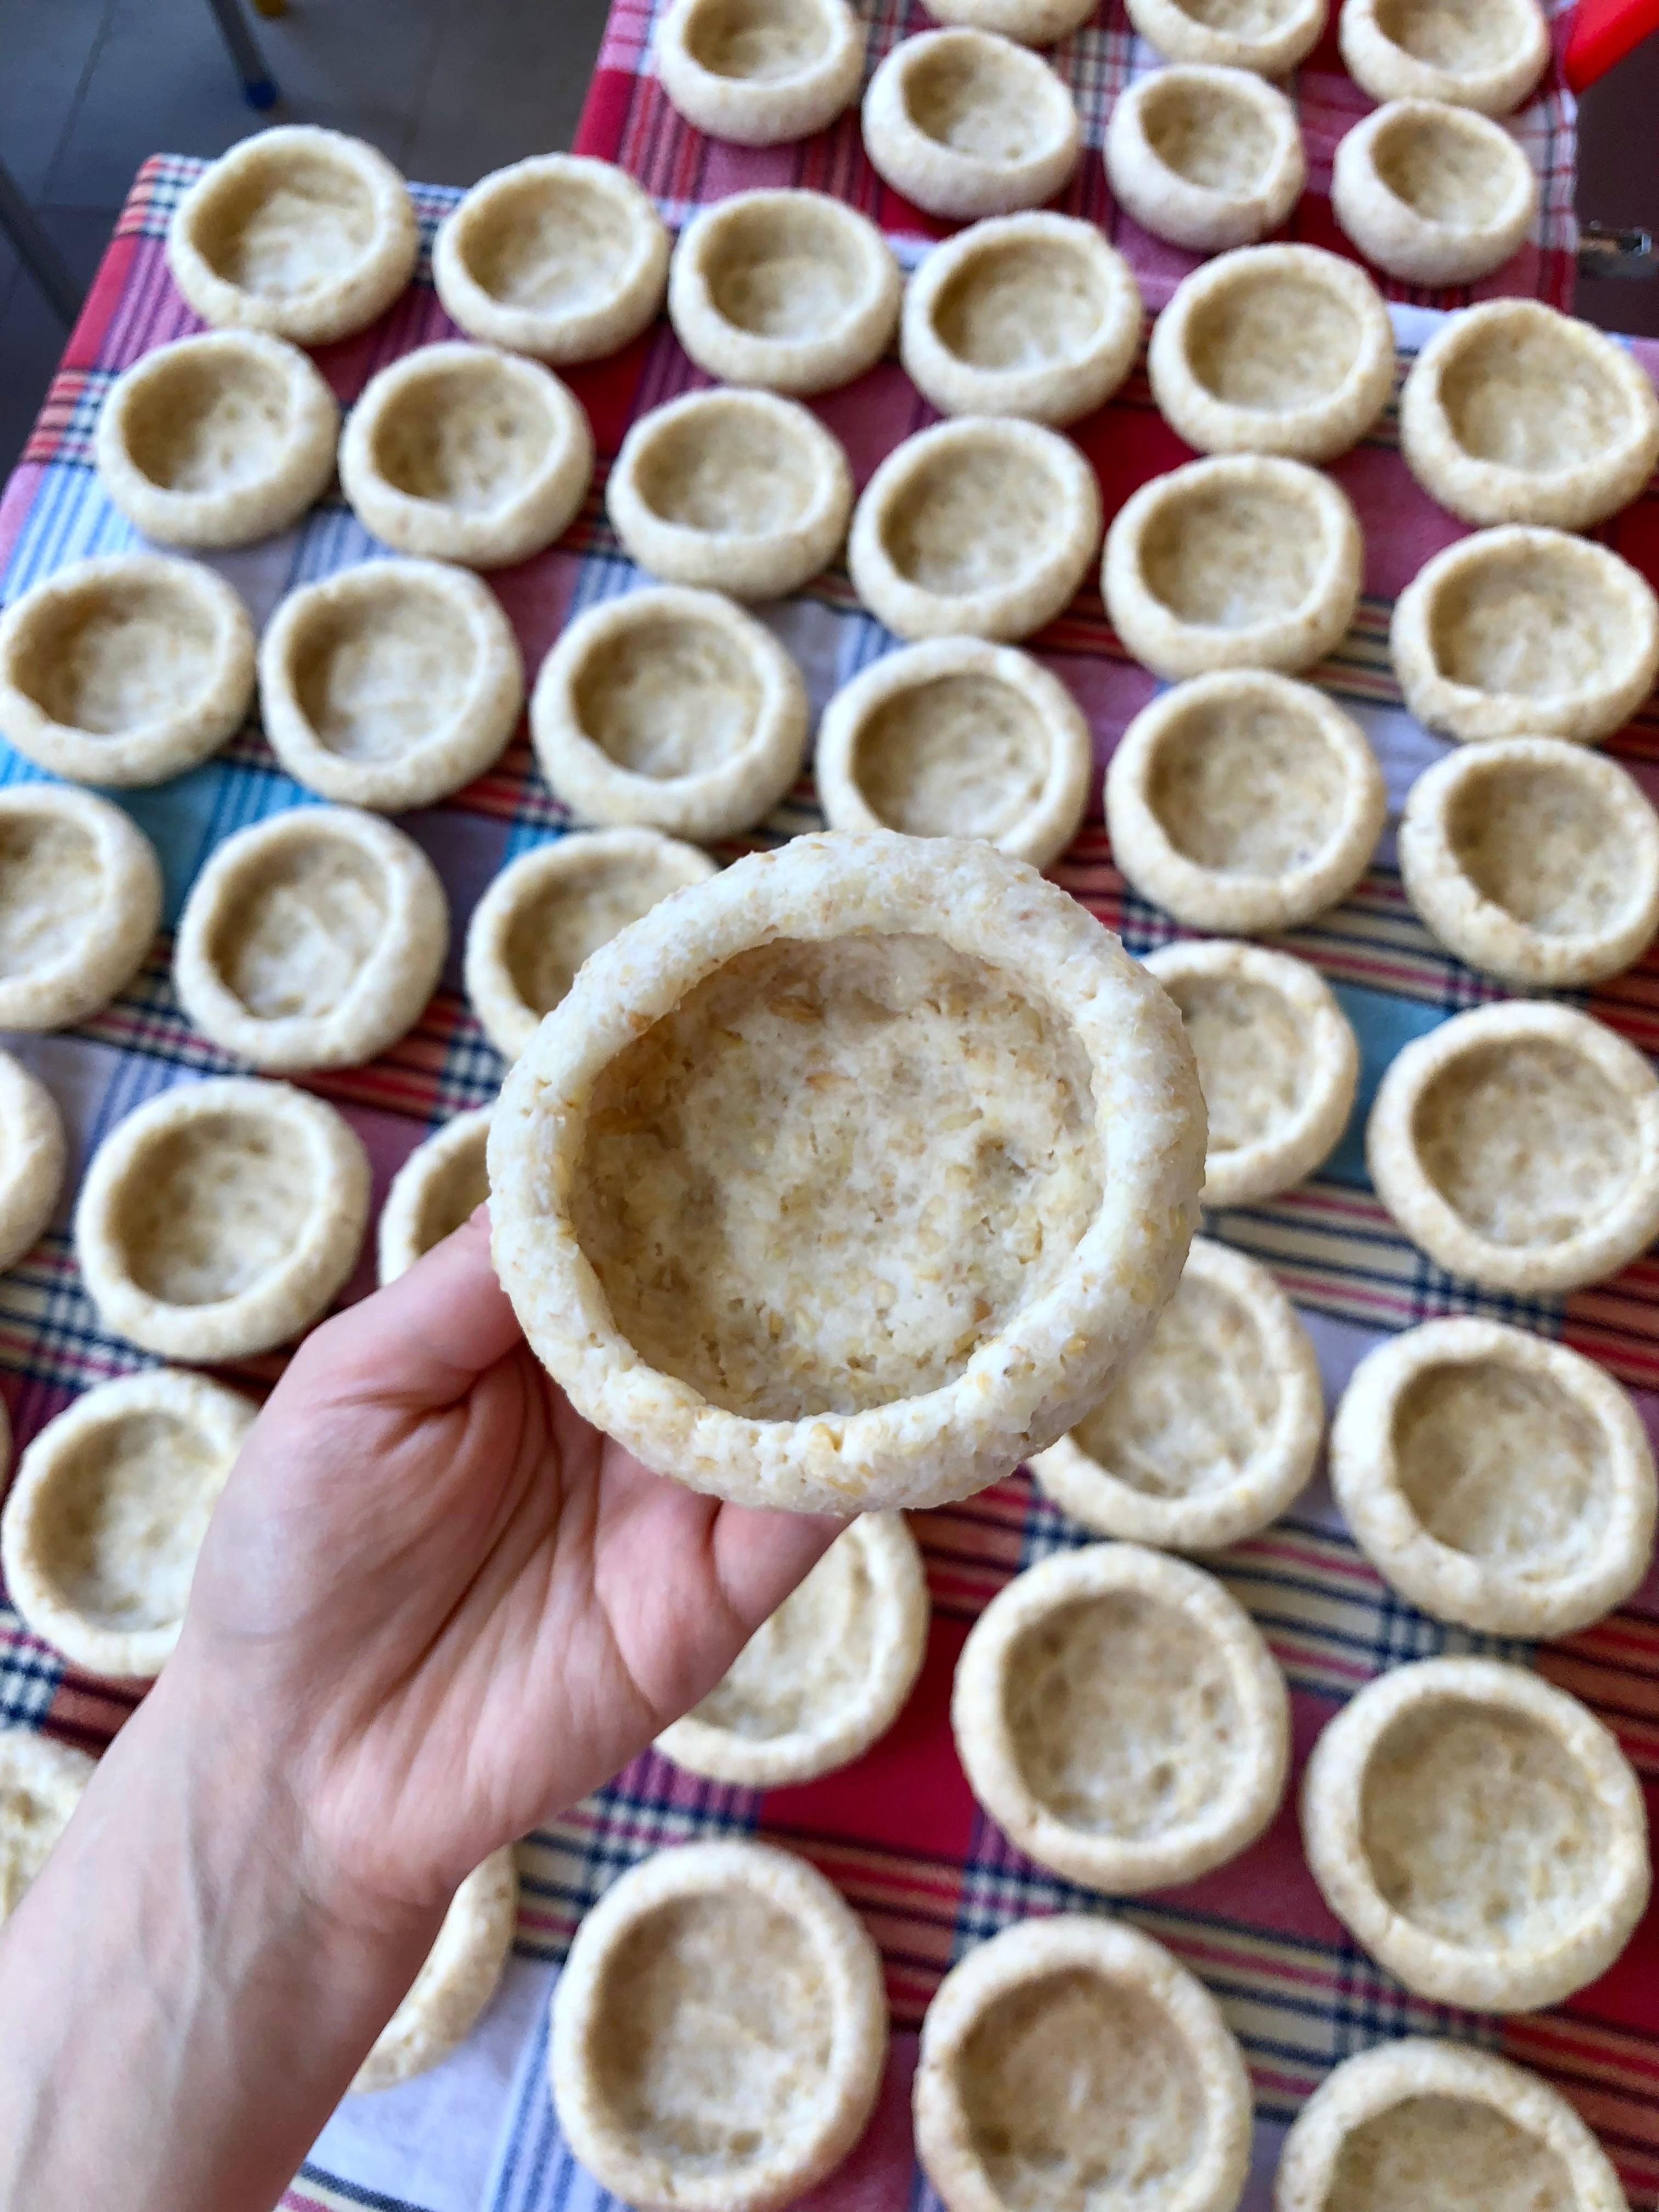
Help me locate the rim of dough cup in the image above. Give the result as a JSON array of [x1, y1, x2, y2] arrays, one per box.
[[1301, 1655, 1650, 2011], [352, 1849, 518, 2091], [1330, 1316, 1658, 1639], [1104, 456, 1362, 680], [915, 1915, 1254, 2212], [550, 1838, 888, 2212], [1398, 738, 1659, 988], [0, 1729, 96, 1923], [0, 554, 255, 788], [340, 342, 595, 571], [167, 125, 416, 345], [669, 189, 900, 396], [953, 1540, 1290, 1889], [75, 1075, 370, 1361], [1390, 525, 1659, 747], [432, 155, 669, 364], [656, 0, 866, 145], [1400, 301, 1659, 532], [1274, 2039, 1630, 2212], [378, 1107, 492, 1283], [1107, 670, 1385, 935], [861, 29, 1081, 223], [258, 558, 525, 812], [656, 1512, 930, 1783], [464, 828, 719, 1062], [1031, 1235, 1323, 1551], [1366, 1000, 1659, 1294], [849, 416, 1102, 644], [1338, 0, 1548, 112], [1125, 0, 1326, 72], [0, 1052, 66, 1274], [815, 636, 1092, 868], [1145, 939, 1358, 1207], [901, 213, 1143, 427], [94, 331, 338, 551], [0, 1369, 256, 1680], [1105, 66, 1306, 255], [1148, 245, 1395, 465], [0, 786, 162, 1032], [1332, 99, 1539, 287], [489, 831, 1205, 1515], [922, 0, 1099, 40], [173, 808, 448, 1072], [529, 585, 809, 840], [607, 387, 854, 600]]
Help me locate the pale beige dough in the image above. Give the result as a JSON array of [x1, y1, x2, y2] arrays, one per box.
[[0, 1730, 95, 1926], [0, 786, 162, 1033], [530, 585, 809, 841], [1301, 1655, 1650, 2011], [1126, 0, 1327, 72], [923, 0, 1098, 41], [167, 125, 417, 345], [1339, 0, 1549, 113], [489, 831, 1205, 1515], [861, 28, 1081, 222], [433, 156, 669, 364], [815, 636, 1092, 868], [0, 1052, 66, 1274], [174, 808, 448, 1071], [1400, 301, 1659, 532], [1106, 66, 1307, 254], [550, 1839, 888, 2212], [915, 1916, 1255, 2212], [657, 0, 867, 145], [353, 1850, 519, 2092], [1333, 99, 1540, 287], [1032, 1236, 1324, 1552], [607, 386, 853, 600], [377, 1108, 492, 1283], [75, 1075, 370, 1362], [1, 1369, 256, 1681], [94, 331, 338, 551], [0, 554, 255, 788], [1366, 1000, 1659, 1295], [464, 828, 718, 1063], [1399, 738, 1659, 988], [657, 1513, 930, 1784]]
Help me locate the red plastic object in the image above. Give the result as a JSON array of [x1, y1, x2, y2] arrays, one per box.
[[1566, 0, 1659, 89]]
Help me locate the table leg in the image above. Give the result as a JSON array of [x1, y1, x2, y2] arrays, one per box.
[[201, 0, 280, 107]]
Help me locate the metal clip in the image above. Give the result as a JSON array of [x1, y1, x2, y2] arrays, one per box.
[[1577, 221, 1658, 279]]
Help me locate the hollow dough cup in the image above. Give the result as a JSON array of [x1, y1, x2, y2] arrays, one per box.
[[378, 1107, 492, 1283], [1031, 1236, 1323, 1551], [656, 1512, 929, 1783], [1106, 66, 1306, 254], [1107, 670, 1385, 934], [1, 1370, 256, 1680], [815, 636, 1091, 868], [1333, 99, 1540, 287], [551, 1839, 888, 2212], [0, 786, 162, 1032], [94, 331, 338, 551], [1400, 301, 1659, 532], [464, 828, 718, 1062], [1366, 1000, 1659, 1294], [0, 1052, 65, 1273], [340, 343, 594, 571], [1339, 0, 1548, 112], [490, 831, 1205, 1515], [529, 585, 809, 841], [953, 1541, 1289, 1889], [924, 0, 1098, 38], [75, 1075, 370, 1361], [1330, 1317, 1657, 1639], [1301, 1655, 1650, 2010], [0, 1730, 95, 1923], [1126, 0, 1325, 72], [0, 554, 255, 788], [669, 190, 900, 397], [607, 387, 853, 600], [861, 29, 1081, 222], [1104, 456, 1362, 680], [353, 1849, 518, 2092], [656, 0, 866, 145], [167, 126, 416, 345], [849, 416, 1102, 644], [1274, 2040, 1630, 2212], [174, 808, 448, 1072], [433, 155, 669, 364], [1391, 525, 1659, 747], [1145, 940, 1358, 1207], [258, 559, 524, 811], [915, 1917, 1254, 2212], [1399, 738, 1659, 988]]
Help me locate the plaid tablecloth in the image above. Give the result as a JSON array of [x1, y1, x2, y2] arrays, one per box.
[[3, 6, 1659, 2209]]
